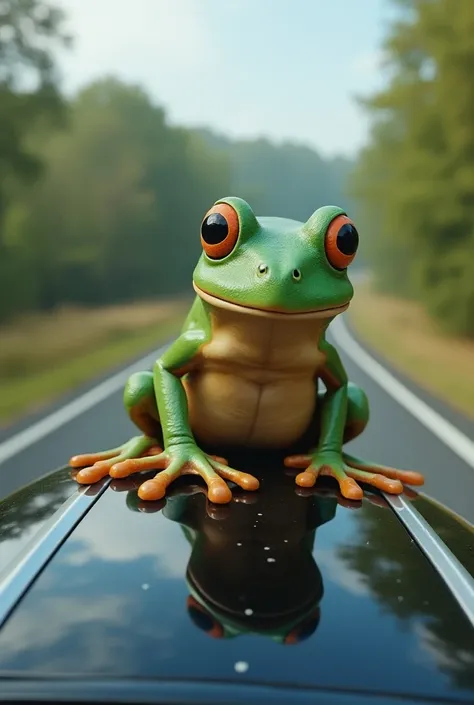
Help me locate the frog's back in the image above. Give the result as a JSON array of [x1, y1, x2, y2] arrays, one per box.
[[184, 304, 327, 448]]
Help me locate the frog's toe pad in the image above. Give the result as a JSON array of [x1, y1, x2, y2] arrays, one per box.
[[207, 479, 233, 504], [138, 478, 168, 501], [339, 477, 364, 501], [295, 470, 318, 488], [75, 461, 115, 484]]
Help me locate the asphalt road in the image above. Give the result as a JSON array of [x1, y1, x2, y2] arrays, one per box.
[[1, 316, 473, 524]]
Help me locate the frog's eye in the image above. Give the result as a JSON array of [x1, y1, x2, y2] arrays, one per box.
[[200, 203, 240, 259], [325, 214, 359, 270]]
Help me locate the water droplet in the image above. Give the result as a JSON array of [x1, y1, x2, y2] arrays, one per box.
[[267, 557, 276, 563], [236, 542, 242, 546], [234, 661, 249, 673], [264, 546, 270, 551], [283, 539, 288, 543], [257, 513, 263, 516], [244, 608, 253, 616], [141, 583, 150, 591]]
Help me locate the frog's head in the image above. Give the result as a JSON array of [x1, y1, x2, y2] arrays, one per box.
[[192, 197, 358, 318]]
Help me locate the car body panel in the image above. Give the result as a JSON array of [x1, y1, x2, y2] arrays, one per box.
[[409, 494, 474, 577], [0, 467, 78, 577], [0, 452, 473, 704]]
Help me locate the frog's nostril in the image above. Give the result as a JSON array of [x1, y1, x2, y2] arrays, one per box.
[[292, 269, 302, 281], [257, 263, 269, 277]]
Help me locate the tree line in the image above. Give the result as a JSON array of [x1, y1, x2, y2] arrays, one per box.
[[351, 0, 474, 337], [0, 4, 353, 325], [1, 0, 472, 338]]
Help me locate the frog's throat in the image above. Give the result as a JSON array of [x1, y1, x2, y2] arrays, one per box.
[[193, 282, 350, 320]]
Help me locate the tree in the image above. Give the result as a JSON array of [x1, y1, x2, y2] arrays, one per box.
[[0, 0, 70, 319], [350, 0, 474, 336], [0, 0, 70, 191], [8, 78, 232, 313]]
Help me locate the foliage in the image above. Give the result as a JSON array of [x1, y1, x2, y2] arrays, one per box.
[[350, 0, 474, 337], [0, 98, 352, 322], [0, 77, 233, 318], [0, 0, 70, 188]]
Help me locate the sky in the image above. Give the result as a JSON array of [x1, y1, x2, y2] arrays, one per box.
[[54, 0, 398, 159]]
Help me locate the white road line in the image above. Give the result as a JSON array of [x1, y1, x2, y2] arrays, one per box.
[[0, 345, 169, 467], [330, 316, 474, 468], [1, 316, 473, 472]]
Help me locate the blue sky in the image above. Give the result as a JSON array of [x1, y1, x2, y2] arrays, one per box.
[[56, 0, 398, 158]]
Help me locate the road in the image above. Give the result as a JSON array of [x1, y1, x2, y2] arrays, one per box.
[[0, 315, 473, 524]]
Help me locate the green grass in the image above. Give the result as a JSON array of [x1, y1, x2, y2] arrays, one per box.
[[0, 300, 188, 426]]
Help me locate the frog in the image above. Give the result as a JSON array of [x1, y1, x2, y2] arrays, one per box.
[[70, 196, 425, 503]]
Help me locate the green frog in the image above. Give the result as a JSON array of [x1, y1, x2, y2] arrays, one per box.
[[70, 197, 424, 503]]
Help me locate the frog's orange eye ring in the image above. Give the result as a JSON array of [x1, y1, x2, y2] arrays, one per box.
[[186, 595, 224, 638], [325, 215, 359, 270], [200, 203, 240, 259]]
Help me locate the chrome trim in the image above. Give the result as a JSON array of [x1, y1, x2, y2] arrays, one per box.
[[0, 478, 110, 629], [384, 493, 474, 627]]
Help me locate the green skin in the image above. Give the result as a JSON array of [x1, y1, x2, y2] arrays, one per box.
[[70, 197, 425, 503]]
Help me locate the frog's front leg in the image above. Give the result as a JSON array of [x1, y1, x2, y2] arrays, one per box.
[[132, 333, 259, 504], [284, 341, 424, 500], [70, 370, 163, 483], [71, 343, 258, 503]]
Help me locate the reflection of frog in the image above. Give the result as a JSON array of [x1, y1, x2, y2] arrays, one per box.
[[121, 467, 389, 644], [70, 197, 424, 502]]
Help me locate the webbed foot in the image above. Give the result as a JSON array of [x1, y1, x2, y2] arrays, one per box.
[[70, 439, 259, 504], [284, 450, 424, 500], [133, 443, 259, 504], [70, 435, 156, 483]]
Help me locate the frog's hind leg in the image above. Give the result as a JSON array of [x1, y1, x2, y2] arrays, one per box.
[[341, 383, 424, 489], [285, 382, 423, 497], [71, 371, 162, 484], [342, 382, 370, 443]]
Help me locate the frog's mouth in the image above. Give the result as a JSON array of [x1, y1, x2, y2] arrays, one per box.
[[193, 283, 350, 319]]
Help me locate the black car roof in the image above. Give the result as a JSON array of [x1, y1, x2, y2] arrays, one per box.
[[0, 455, 474, 705]]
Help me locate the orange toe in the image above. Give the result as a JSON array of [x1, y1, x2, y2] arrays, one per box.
[[70, 454, 99, 468], [340, 478, 363, 501], [75, 462, 111, 484], [138, 478, 167, 501], [109, 461, 134, 479], [399, 470, 425, 486], [238, 473, 260, 491], [295, 471, 317, 488], [210, 455, 228, 465], [207, 480, 232, 504], [284, 455, 311, 468], [380, 478, 404, 494]]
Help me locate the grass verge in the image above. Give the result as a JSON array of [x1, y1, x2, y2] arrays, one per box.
[[0, 299, 189, 427], [347, 281, 474, 421]]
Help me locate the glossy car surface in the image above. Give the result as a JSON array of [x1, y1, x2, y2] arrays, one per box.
[[0, 449, 474, 705]]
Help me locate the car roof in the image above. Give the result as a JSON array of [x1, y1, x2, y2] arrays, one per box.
[[0, 453, 474, 705]]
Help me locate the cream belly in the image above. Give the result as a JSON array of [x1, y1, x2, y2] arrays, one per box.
[[184, 304, 327, 448]]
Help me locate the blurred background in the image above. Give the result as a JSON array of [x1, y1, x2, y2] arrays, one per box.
[[0, 0, 473, 431]]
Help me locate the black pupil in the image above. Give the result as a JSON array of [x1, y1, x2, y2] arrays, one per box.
[[337, 223, 359, 255], [201, 213, 228, 245]]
